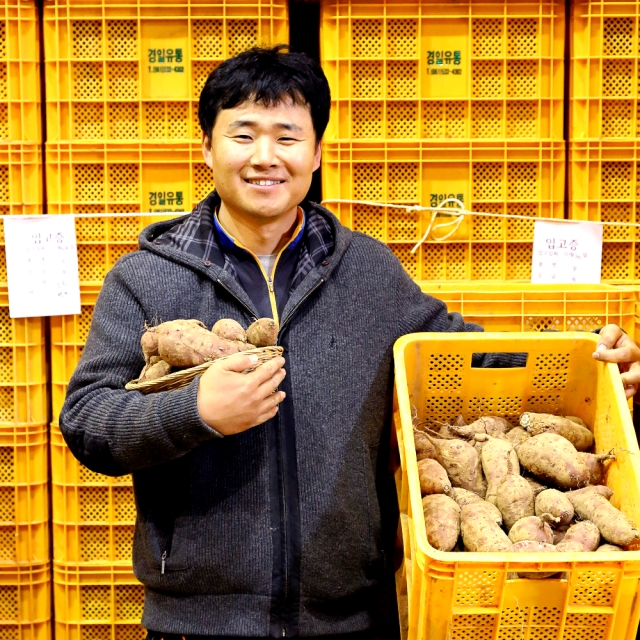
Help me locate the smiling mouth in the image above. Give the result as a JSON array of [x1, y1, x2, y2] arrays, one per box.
[[245, 179, 285, 186]]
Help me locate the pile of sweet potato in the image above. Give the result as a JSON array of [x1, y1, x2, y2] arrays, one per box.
[[137, 317, 278, 381], [415, 412, 638, 570]]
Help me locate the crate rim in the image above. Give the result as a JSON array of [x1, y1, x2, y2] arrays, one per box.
[[393, 331, 640, 570]]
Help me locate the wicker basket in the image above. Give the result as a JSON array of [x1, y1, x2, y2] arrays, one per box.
[[125, 346, 284, 394]]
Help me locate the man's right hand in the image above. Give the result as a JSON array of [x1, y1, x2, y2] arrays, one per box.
[[196, 352, 287, 435]]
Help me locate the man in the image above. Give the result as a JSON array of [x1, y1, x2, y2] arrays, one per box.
[[60, 45, 640, 640]]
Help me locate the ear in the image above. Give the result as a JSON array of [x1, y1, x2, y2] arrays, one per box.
[[312, 140, 322, 172], [201, 131, 213, 169]]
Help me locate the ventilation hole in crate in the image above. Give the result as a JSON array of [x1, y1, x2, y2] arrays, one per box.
[[602, 242, 631, 280], [0, 389, 13, 422], [506, 101, 538, 138], [602, 202, 633, 240], [0, 24, 5, 58], [0, 586, 18, 620], [74, 204, 105, 215], [471, 101, 502, 137], [76, 217, 105, 242], [113, 473, 133, 485], [565, 613, 610, 628], [167, 102, 188, 138], [507, 18, 538, 56], [81, 585, 112, 619], [353, 205, 383, 240], [636, 104, 640, 138], [422, 102, 444, 137], [352, 20, 382, 58], [108, 164, 138, 202], [351, 61, 383, 98], [80, 526, 110, 561], [472, 60, 502, 98], [427, 372, 462, 392], [571, 569, 617, 606], [507, 203, 537, 240], [388, 210, 419, 242], [386, 101, 418, 138], [454, 570, 500, 607], [473, 163, 503, 200], [0, 64, 6, 101], [444, 101, 466, 137], [114, 486, 136, 521], [78, 305, 95, 342], [0, 449, 13, 484], [108, 102, 138, 139], [603, 17, 633, 56], [424, 396, 463, 427], [351, 102, 382, 138], [193, 60, 219, 99], [422, 244, 445, 279], [115, 625, 146, 640], [82, 625, 111, 640], [445, 243, 467, 280], [602, 100, 633, 137], [115, 525, 134, 560], [390, 244, 418, 279], [107, 62, 138, 100], [115, 585, 144, 620], [429, 354, 464, 372], [0, 348, 12, 383], [0, 310, 11, 343], [525, 316, 560, 331], [507, 60, 537, 97], [472, 19, 502, 57], [533, 353, 570, 389], [144, 102, 165, 139], [602, 161, 632, 198], [194, 164, 215, 201], [500, 607, 527, 627], [193, 101, 201, 138], [0, 487, 14, 521], [110, 217, 140, 242], [72, 62, 103, 99], [386, 19, 417, 57], [525, 394, 561, 413], [471, 244, 502, 279], [79, 486, 110, 521], [228, 20, 258, 57], [635, 244, 640, 279], [107, 20, 137, 58], [506, 243, 532, 280], [472, 208, 503, 240], [562, 629, 607, 640], [72, 103, 104, 139], [0, 104, 7, 140], [451, 614, 495, 628], [602, 59, 633, 97], [0, 167, 8, 202], [78, 245, 107, 282], [388, 163, 418, 201], [354, 163, 383, 201], [494, 397, 522, 420], [387, 60, 417, 98], [109, 244, 137, 267], [192, 20, 223, 58], [72, 21, 103, 58], [0, 528, 15, 562], [74, 164, 105, 202], [566, 316, 603, 332], [508, 163, 538, 200]]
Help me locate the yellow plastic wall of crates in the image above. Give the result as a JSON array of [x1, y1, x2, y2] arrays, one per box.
[[320, 0, 565, 141], [394, 332, 640, 640], [44, 0, 289, 143], [322, 140, 565, 281]]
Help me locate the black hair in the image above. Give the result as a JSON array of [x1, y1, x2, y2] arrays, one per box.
[[198, 45, 331, 143]]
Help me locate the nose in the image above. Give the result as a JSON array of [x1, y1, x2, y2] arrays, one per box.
[[250, 136, 278, 169]]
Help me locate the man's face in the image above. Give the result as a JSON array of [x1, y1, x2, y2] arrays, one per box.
[[202, 98, 321, 222]]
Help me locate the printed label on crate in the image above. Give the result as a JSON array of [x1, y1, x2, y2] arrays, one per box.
[[146, 190, 186, 213], [424, 30, 467, 98], [4, 215, 81, 318], [531, 220, 603, 284], [141, 22, 189, 99]]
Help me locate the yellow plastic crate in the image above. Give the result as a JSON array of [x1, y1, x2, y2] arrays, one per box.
[[322, 140, 565, 281], [0, 563, 52, 639], [51, 422, 134, 565], [569, 140, 640, 284], [320, 0, 565, 141], [44, 0, 288, 143], [0, 423, 48, 565], [570, 1, 640, 140], [53, 564, 144, 640], [421, 283, 638, 337], [0, 0, 41, 143], [394, 332, 640, 640]]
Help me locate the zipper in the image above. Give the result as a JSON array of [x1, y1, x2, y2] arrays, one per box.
[[278, 278, 325, 335], [215, 277, 258, 320], [161, 550, 167, 575]]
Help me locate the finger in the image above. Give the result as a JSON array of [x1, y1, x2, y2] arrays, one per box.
[[621, 363, 640, 389], [594, 324, 625, 351], [218, 351, 262, 373], [244, 356, 286, 385], [625, 384, 638, 399], [593, 344, 636, 364], [257, 367, 287, 399], [255, 393, 284, 424]]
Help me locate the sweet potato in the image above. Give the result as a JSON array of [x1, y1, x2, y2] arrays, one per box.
[[508, 516, 555, 544], [426, 435, 486, 497], [555, 521, 600, 552], [461, 501, 513, 552], [566, 492, 639, 546], [506, 427, 530, 447], [568, 484, 614, 500], [414, 430, 436, 461], [139, 358, 171, 381], [519, 412, 594, 452], [535, 489, 574, 527], [553, 524, 570, 545], [516, 433, 591, 489], [141, 329, 160, 365], [211, 319, 247, 342], [512, 541, 558, 578], [481, 437, 519, 505], [422, 494, 460, 552], [418, 458, 451, 495], [450, 416, 512, 439], [246, 318, 278, 347], [525, 477, 548, 497], [565, 415, 588, 428], [597, 544, 624, 552], [578, 451, 615, 485], [449, 488, 484, 508], [496, 466, 534, 530]]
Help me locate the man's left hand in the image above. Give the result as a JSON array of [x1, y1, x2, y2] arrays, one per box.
[[592, 324, 640, 399]]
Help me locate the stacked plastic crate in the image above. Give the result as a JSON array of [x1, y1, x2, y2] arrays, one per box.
[[43, 1, 288, 638], [569, 3, 640, 283], [320, 0, 566, 282], [0, 2, 52, 639]]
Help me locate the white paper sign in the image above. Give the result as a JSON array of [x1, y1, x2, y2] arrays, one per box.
[[531, 220, 603, 284], [4, 216, 81, 318]]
